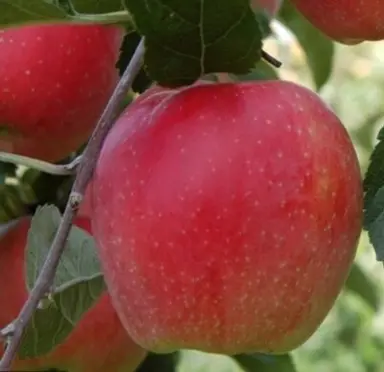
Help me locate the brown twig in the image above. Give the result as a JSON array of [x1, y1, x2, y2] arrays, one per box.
[[0, 38, 145, 371]]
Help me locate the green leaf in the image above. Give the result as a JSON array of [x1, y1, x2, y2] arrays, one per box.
[[278, 1, 334, 90], [0, 184, 27, 223], [19, 205, 106, 358], [123, 0, 263, 87], [26, 205, 101, 290], [18, 275, 105, 358], [344, 263, 380, 311], [234, 353, 297, 372], [136, 352, 180, 372], [69, 0, 123, 13], [0, 162, 16, 185], [367, 208, 384, 262], [0, 0, 67, 27], [364, 126, 384, 229]]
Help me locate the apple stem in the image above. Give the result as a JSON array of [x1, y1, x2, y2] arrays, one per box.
[[261, 50, 282, 68], [0, 38, 146, 371], [0, 153, 82, 176]]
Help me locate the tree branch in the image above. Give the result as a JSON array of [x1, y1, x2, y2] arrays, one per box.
[[0, 38, 146, 371]]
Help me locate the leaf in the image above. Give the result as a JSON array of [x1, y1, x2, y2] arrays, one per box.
[[69, 0, 123, 13], [123, 0, 263, 87], [234, 353, 297, 372], [26, 205, 101, 290], [136, 352, 180, 372], [0, 0, 67, 27], [367, 209, 384, 262], [0, 162, 17, 184], [235, 59, 279, 81], [0, 184, 27, 223], [19, 205, 106, 358], [278, 1, 334, 90], [364, 126, 384, 229], [18, 275, 105, 358], [344, 263, 380, 311]]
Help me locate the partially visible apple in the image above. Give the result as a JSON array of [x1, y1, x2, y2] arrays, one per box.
[[0, 24, 123, 161], [92, 81, 362, 355], [0, 216, 146, 372], [289, 0, 384, 44]]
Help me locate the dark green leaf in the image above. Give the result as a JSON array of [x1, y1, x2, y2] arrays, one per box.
[[123, 0, 263, 87], [278, 1, 334, 90], [0, 162, 17, 184], [0, 184, 27, 223], [367, 208, 384, 262], [234, 353, 297, 372], [0, 0, 67, 27], [364, 126, 384, 229], [69, 0, 123, 13], [136, 352, 180, 372], [344, 263, 380, 311]]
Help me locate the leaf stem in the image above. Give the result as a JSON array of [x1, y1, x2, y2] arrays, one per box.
[[70, 10, 132, 25], [261, 50, 282, 68], [0, 153, 82, 176], [0, 38, 145, 371]]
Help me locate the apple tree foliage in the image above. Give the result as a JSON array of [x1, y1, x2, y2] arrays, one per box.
[[0, 0, 381, 371]]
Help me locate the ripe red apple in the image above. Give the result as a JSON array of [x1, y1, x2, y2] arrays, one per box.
[[289, 0, 384, 44], [92, 81, 363, 355], [0, 216, 146, 372], [0, 23, 123, 162], [252, 0, 282, 16]]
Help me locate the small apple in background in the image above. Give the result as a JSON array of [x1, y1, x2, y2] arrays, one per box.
[[0, 23, 123, 162], [92, 80, 362, 355], [0, 216, 147, 372], [289, 0, 384, 44]]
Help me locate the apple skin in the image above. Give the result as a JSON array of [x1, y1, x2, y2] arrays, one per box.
[[252, 0, 282, 16], [0, 216, 147, 372], [289, 0, 384, 44], [92, 80, 363, 355], [0, 24, 123, 162]]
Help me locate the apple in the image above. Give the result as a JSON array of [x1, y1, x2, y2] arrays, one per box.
[[91, 80, 363, 355], [0, 216, 147, 371], [252, 0, 282, 17], [289, 0, 384, 44], [0, 23, 123, 162]]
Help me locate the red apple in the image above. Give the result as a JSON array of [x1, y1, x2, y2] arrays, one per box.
[[92, 81, 363, 355], [252, 0, 282, 16], [289, 0, 384, 44], [0, 23, 123, 162], [0, 216, 146, 371]]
